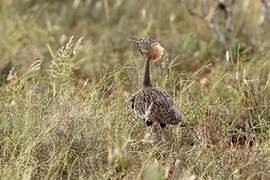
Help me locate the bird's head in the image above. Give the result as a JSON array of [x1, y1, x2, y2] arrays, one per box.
[[131, 37, 165, 61]]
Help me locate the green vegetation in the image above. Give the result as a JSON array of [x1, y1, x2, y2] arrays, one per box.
[[0, 0, 270, 179]]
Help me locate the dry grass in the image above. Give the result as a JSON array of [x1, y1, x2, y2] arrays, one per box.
[[0, 0, 270, 179]]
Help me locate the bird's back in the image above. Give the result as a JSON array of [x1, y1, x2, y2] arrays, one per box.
[[132, 86, 183, 125]]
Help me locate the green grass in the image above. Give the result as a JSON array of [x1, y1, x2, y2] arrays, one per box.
[[0, 0, 270, 179]]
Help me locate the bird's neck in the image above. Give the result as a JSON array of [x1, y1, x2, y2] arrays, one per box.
[[143, 57, 152, 87]]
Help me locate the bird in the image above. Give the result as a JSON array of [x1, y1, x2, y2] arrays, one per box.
[[130, 37, 186, 129]]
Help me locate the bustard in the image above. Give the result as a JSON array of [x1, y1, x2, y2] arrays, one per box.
[[131, 37, 186, 128]]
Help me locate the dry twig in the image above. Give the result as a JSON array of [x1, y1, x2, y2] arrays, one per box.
[[259, 0, 270, 26], [184, 0, 235, 47]]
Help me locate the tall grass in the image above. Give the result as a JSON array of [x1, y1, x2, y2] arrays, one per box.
[[0, 0, 270, 179]]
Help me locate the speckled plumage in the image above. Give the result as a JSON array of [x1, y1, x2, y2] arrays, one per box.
[[131, 37, 184, 128], [132, 87, 183, 127]]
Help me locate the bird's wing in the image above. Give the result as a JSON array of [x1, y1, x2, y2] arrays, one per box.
[[148, 88, 182, 124], [133, 93, 146, 120], [132, 88, 182, 124], [158, 89, 176, 105]]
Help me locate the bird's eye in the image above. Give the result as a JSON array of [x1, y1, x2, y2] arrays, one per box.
[[151, 42, 159, 47]]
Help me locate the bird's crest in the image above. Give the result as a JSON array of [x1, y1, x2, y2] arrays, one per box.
[[131, 37, 165, 61]]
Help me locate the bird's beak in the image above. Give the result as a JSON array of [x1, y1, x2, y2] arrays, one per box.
[[130, 36, 143, 55]]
